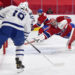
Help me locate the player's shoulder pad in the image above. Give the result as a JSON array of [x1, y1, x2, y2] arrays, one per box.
[[4, 5, 17, 10], [9, 5, 17, 9]]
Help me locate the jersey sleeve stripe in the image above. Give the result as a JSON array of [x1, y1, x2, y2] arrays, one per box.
[[2, 21, 24, 28], [37, 23, 41, 26], [16, 54, 24, 56], [0, 15, 4, 18], [43, 31, 51, 38], [24, 32, 30, 34], [43, 18, 48, 23]]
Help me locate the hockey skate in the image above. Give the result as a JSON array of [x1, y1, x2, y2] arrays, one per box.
[[15, 58, 25, 73]]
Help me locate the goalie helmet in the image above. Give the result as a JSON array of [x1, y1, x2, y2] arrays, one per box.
[[18, 2, 29, 10], [50, 18, 57, 26]]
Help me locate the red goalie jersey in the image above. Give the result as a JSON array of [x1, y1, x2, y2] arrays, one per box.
[[33, 13, 75, 49]]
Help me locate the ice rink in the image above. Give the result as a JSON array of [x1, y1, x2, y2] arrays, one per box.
[[0, 14, 75, 75], [0, 31, 75, 75]]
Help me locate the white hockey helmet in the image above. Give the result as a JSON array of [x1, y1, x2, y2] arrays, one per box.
[[18, 2, 29, 10]]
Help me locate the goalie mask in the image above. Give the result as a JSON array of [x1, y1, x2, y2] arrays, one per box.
[[50, 18, 57, 26]]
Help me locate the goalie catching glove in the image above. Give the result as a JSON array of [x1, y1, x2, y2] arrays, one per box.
[[33, 33, 45, 43]]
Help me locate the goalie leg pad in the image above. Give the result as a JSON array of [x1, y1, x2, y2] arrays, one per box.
[[68, 28, 75, 49]]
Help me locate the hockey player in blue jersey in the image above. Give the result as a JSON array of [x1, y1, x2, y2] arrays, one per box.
[[0, 2, 33, 72]]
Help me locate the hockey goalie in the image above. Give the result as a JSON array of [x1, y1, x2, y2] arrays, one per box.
[[32, 10, 75, 50]]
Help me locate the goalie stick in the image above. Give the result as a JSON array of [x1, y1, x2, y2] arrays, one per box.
[[26, 40, 64, 66]]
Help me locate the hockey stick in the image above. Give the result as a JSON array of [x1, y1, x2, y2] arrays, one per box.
[[26, 40, 64, 66], [24, 40, 35, 45]]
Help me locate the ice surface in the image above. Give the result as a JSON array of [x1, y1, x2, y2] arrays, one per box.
[[0, 53, 75, 75], [0, 32, 75, 75]]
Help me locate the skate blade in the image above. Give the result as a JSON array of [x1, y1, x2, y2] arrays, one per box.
[[17, 69, 24, 73]]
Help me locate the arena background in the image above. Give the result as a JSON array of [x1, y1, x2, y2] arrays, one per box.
[[0, 1, 75, 75], [0, 0, 75, 14]]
